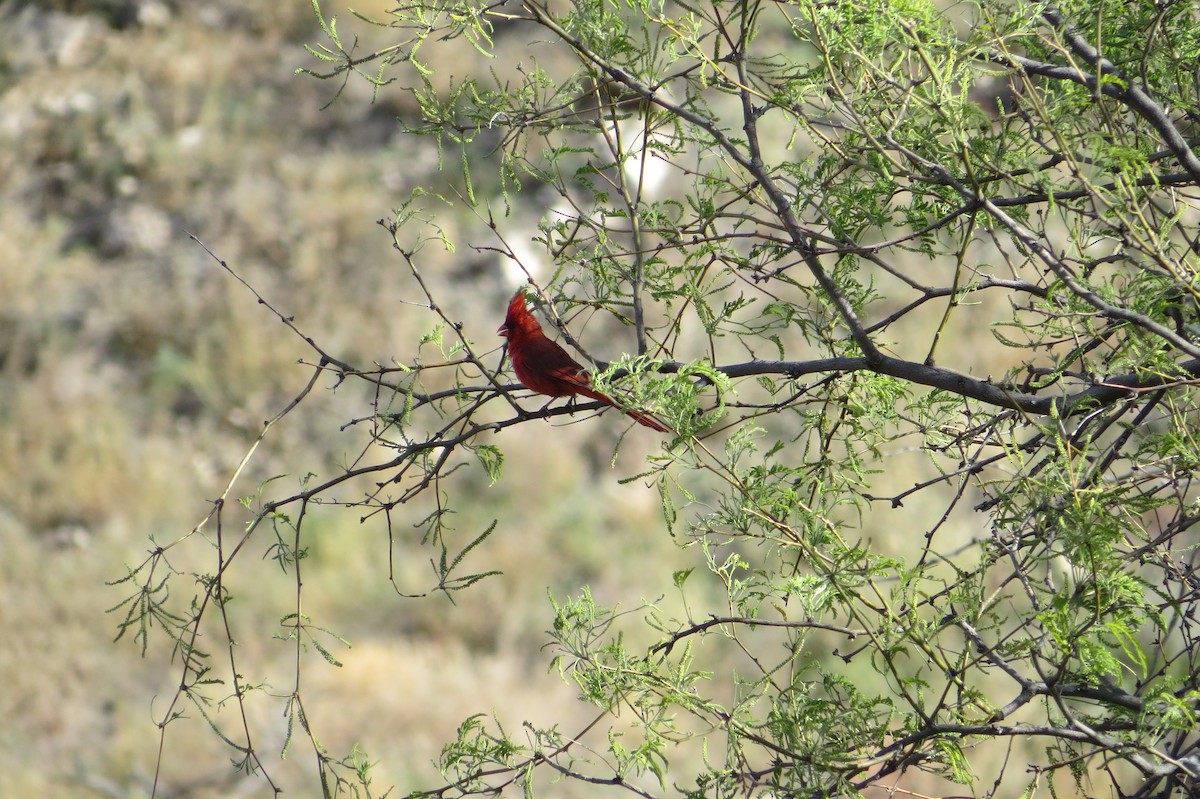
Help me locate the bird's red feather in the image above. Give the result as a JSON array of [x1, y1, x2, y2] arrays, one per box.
[[498, 291, 666, 431]]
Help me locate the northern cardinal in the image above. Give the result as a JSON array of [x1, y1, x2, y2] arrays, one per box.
[[497, 291, 667, 431]]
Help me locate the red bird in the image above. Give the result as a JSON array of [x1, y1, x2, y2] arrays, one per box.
[[497, 291, 667, 431]]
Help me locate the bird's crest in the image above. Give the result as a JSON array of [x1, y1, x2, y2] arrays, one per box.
[[501, 290, 543, 339]]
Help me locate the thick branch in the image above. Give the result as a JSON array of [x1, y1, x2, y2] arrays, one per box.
[[1036, 5, 1200, 183], [647, 356, 1200, 416], [881, 137, 1200, 361]]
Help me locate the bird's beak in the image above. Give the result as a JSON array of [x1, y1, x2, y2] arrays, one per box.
[[497, 323, 508, 337]]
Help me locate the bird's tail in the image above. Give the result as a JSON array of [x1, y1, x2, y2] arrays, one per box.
[[624, 408, 669, 432], [580, 386, 669, 432]]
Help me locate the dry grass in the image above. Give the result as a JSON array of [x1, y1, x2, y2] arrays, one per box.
[[0, 7, 682, 792], [0, 2, 1034, 798]]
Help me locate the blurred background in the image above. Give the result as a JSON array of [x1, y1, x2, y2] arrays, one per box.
[[0, 0, 1024, 796], [0, 1, 698, 795]]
